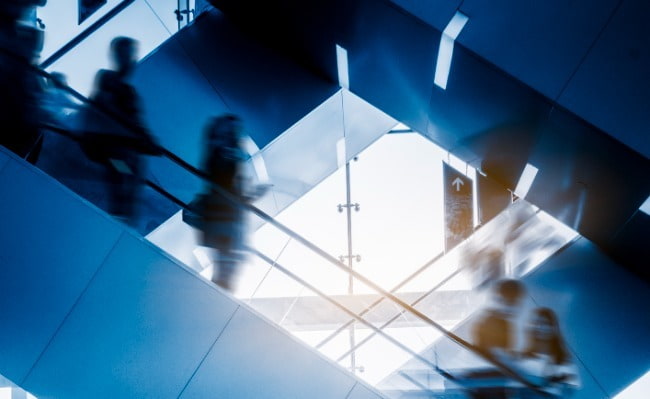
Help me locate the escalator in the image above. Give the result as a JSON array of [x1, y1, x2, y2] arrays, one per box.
[[0, 113, 562, 399], [1, 43, 647, 399], [0, 146, 386, 399], [2, 104, 556, 397]]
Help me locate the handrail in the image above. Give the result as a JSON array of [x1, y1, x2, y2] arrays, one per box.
[[41, 123, 190, 211], [335, 265, 466, 363], [249, 248, 441, 371], [40, 122, 456, 383], [32, 123, 455, 382], [2, 49, 546, 392], [331, 204, 544, 360], [315, 250, 445, 349], [40, 123, 545, 393]]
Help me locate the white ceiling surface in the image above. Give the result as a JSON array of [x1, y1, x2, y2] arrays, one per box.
[[390, 0, 650, 159]]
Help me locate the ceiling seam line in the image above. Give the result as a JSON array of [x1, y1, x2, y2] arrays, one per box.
[[169, 16, 234, 114], [19, 230, 127, 387], [552, 0, 626, 105], [175, 304, 241, 399]]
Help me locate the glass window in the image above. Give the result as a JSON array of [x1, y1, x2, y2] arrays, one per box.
[[38, 0, 124, 60], [45, 0, 172, 96]]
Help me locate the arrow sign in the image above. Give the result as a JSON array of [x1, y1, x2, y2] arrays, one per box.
[[443, 162, 473, 252], [452, 177, 464, 191]]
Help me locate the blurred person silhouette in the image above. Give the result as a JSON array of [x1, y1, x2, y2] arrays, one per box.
[[184, 114, 269, 291], [0, 0, 47, 164], [461, 242, 506, 291], [473, 278, 526, 359], [468, 278, 527, 399], [501, 200, 565, 276], [518, 307, 580, 397], [79, 36, 160, 226]]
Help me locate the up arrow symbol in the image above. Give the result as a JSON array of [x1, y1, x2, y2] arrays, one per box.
[[452, 177, 464, 191]]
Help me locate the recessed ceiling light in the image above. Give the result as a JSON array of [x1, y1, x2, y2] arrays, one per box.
[[434, 11, 469, 90], [336, 44, 349, 89]]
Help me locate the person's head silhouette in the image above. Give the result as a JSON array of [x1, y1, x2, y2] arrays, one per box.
[[494, 278, 525, 308], [110, 36, 138, 77], [206, 114, 243, 151]]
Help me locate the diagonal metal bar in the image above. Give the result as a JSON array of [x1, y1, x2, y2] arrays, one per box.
[[250, 247, 440, 372], [316, 251, 444, 349], [40, 0, 137, 69], [335, 266, 465, 362]]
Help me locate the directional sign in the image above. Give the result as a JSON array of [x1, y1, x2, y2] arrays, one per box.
[[443, 162, 473, 252]]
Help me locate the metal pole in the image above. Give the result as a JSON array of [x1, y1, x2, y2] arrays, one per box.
[[344, 161, 356, 373], [177, 0, 181, 31]]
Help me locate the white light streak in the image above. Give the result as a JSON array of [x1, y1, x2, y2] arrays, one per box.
[[434, 11, 469, 90], [514, 163, 539, 199], [336, 44, 349, 89]]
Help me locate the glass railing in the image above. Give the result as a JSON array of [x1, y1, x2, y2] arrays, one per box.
[[2, 51, 578, 398], [35, 125, 569, 397]]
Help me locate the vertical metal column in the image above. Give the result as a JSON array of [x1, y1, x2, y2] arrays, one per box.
[[175, 0, 194, 31], [344, 161, 356, 374]]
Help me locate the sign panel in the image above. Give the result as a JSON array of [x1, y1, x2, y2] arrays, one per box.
[[443, 162, 473, 252], [79, 0, 107, 25]]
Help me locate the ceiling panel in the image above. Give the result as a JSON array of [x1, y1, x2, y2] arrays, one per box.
[[606, 211, 650, 280], [175, 10, 339, 149], [457, 0, 620, 100], [558, 0, 650, 159], [387, 0, 462, 32], [426, 44, 552, 187], [526, 108, 650, 244], [346, 0, 439, 134]]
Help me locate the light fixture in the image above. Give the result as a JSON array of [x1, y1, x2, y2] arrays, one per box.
[[336, 44, 349, 89], [513, 163, 539, 199], [434, 11, 469, 90]]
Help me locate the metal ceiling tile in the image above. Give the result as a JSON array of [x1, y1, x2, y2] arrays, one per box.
[[457, 0, 620, 100], [558, 0, 650, 159], [388, 0, 462, 32]]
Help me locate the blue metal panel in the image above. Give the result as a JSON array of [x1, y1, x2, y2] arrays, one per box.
[[558, 0, 650, 159], [526, 109, 650, 244], [180, 306, 358, 399], [135, 37, 231, 169], [134, 35, 231, 205], [458, 0, 620, 100], [22, 233, 240, 399], [173, 10, 339, 149], [607, 211, 650, 280], [427, 43, 551, 184], [346, 0, 438, 134], [0, 147, 10, 172], [0, 155, 123, 384], [524, 237, 650, 398], [388, 0, 462, 32]]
